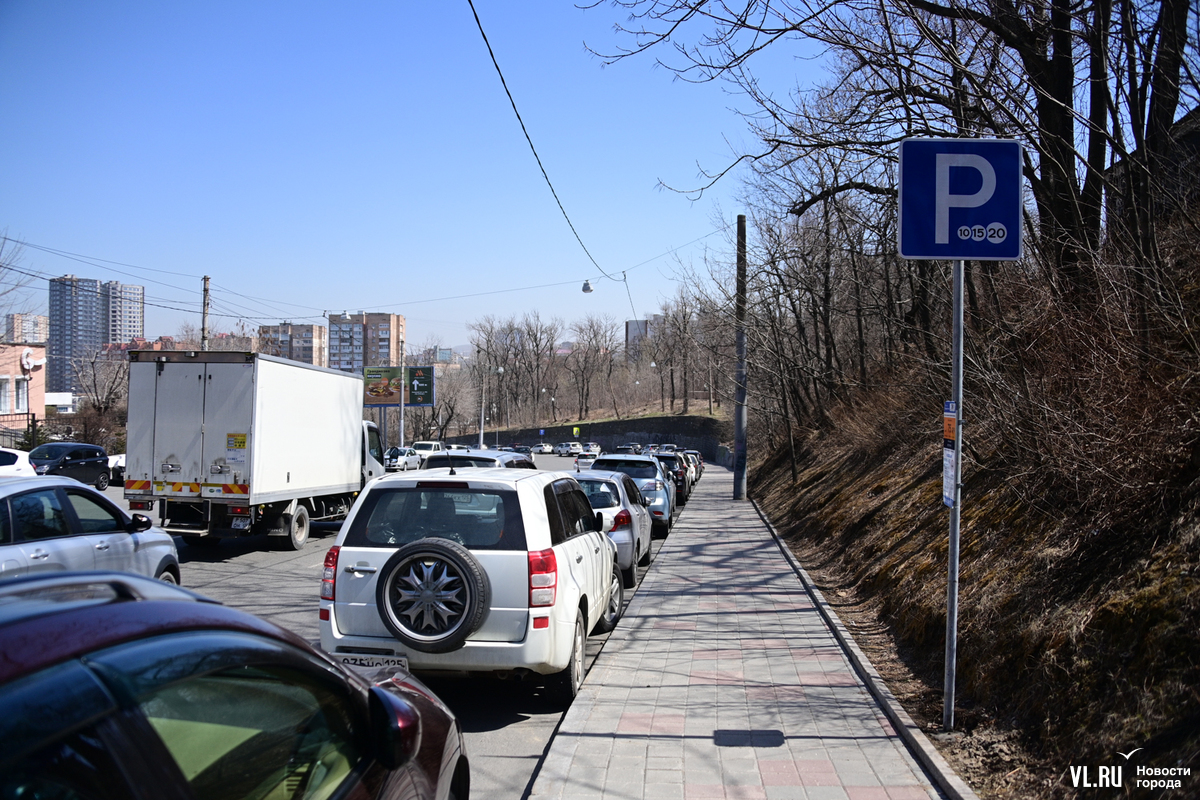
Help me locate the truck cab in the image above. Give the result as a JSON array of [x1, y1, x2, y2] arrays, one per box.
[[410, 441, 443, 466]]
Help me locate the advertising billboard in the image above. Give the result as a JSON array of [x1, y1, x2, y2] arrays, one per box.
[[363, 366, 404, 407]]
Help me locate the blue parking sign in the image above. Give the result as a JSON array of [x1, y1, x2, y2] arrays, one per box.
[[898, 138, 1023, 260]]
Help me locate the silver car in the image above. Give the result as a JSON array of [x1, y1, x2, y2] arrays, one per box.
[[0, 475, 180, 582], [386, 447, 422, 472], [574, 469, 653, 588], [588, 454, 676, 535]]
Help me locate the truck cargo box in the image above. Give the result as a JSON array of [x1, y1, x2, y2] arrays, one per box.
[[126, 351, 368, 505]]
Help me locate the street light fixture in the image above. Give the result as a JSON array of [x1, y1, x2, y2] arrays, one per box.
[[582, 280, 594, 293]]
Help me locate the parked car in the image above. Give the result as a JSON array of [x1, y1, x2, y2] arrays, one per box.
[[0, 448, 35, 477], [554, 442, 583, 456], [421, 449, 537, 470], [386, 446, 423, 472], [589, 454, 676, 535], [679, 451, 699, 487], [574, 452, 599, 470], [0, 571, 469, 800], [575, 469, 653, 588], [684, 449, 705, 480], [0, 475, 179, 582], [534, 442, 553, 454], [582, 442, 602, 456], [320, 468, 621, 706], [653, 452, 692, 504], [107, 452, 126, 483], [28, 442, 111, 490], [616, 443, 642, 455], [447, 443, 472, 451], [513, 445, 533, 457]]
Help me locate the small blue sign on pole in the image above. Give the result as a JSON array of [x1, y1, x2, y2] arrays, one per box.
[[898, 138, 1023, 261]]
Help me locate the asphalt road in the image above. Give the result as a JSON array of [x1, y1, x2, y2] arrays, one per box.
[[105, 453, 676, 800]]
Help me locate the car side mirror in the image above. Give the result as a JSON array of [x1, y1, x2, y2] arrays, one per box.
[[129, 513, 154, 532], [594, 512, 605, 532], [368, 685, 423, 770]]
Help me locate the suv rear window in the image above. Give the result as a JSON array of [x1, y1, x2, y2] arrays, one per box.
[[423, 455, 500, 469], [591, 459, 657, 479], [343, 488, 527, 551]]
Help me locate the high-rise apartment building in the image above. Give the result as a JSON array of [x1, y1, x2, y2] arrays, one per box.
[[258, 322, 329, 367], [103, 281, 144, 345], [327, 312, 405, 373], [5, 314, 49, 343], [47, 276, 145, 392]]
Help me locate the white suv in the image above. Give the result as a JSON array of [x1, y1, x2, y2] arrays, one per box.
[[554, 442, 583, 456], [320, 469, 621, 705]]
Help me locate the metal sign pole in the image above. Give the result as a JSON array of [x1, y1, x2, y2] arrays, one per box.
[[943, 258, 965, 730], [733, 214, 748, 499]]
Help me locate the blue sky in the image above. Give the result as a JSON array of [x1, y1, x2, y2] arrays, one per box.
[[0, 1, 817, 348]]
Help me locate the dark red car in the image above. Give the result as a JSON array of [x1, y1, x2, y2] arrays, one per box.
[[0, 571, 470, 800]]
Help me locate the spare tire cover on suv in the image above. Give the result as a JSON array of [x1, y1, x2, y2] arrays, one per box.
[[375, 539, 492, 654]]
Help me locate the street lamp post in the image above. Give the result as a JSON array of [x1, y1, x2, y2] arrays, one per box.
[[478, 364, 504, 449]]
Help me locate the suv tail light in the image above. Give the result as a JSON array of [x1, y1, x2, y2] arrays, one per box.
[[528, 548, 557, 607], [610, 509, 632, 531], [640, 480, 663, 493], [321, 546, 340, 601]]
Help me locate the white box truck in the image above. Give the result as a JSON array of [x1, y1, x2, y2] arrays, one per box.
[[123, 351, 387, 549]]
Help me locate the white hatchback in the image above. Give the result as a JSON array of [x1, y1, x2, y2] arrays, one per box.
[[0, 448, 35, 477], [320, 469, 621, 705]]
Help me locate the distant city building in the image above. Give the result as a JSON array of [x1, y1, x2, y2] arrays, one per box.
[[625, 316, 662, 361], [5, 314, 48, 343], [103, 282, 144, 345], [328, 312, 406, 373], [258, 322, 328, 367], [48, 276, 104, 393], [47, 276, 145, 392], [102, 336, 178, 361]]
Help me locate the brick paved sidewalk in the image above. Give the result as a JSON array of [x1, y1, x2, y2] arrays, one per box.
[[529, 467, 954, 800]]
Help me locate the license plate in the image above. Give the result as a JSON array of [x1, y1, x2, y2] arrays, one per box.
[[337, 655, 408, 671], [231, 517, 251, 530]]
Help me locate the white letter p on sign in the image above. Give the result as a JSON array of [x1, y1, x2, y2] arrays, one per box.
[[935, 154, 996, 243]]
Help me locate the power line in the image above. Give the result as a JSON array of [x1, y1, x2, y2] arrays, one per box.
[[4, 222, 735, 326], [464, 0, 621, 284]]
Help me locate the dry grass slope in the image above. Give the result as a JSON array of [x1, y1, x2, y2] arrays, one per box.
[[751, 377, 1200, 799]]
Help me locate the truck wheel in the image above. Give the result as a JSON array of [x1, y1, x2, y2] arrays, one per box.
[[285, 506, 310, 550], [376, 539, 490, 654]]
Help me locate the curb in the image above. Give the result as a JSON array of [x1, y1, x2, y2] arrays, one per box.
[[751, 499, 982, 800]]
